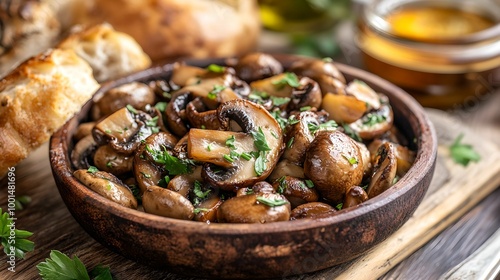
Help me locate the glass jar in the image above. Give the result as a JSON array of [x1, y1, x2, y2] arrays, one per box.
[[356, 0, 500, 108]]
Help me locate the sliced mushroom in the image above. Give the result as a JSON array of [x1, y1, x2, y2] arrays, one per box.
[[289, 58, 346, 95], [71, 135, 97, 170], [249, 73, 297, 98], [74, 122, 96, 142], [304, 130, 364, 202], [199, 99, 284, 191], [167, 166, 203, 197], [217, 192, 291, 223], [91, 82, 156, 120], [170, 63, 207, 87], [133, 132, 178, 193], [345, 80, 381, 110], [193, 191, 222, 223], [74, 169, 137, 209], [93, 107, 155, 155], [321, 93, 367, 124], [148, 79, 178, 101], [343, 185, 369, 209], [368, 139, 415, 178], [267, 159, 305, 182], [287, 77, 322, 111], [290, 202, 337, 220], [366, 142, 398, 198], [185, 98, 221, 130], [165, 91, 192, 137], [173, 134, 190, 160], [93, 144, 133, 176], [142, 185, 195, 220], [282, 111, 323, 165], [349, 103, 394, 141], [272, 176, 319, 208], [233, 52, 283, 82]]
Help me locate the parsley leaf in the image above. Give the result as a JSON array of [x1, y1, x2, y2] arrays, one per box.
[[87, 166, 99, 174], [254, 151, 267, 176], [342, 154, 358, 165], [335, 203, 343, 210], [193, 208, 210, 215], [308, 120, 338, 135], [206, 64, 225, 73], [300, 106, 312, 112], [342, 124, 362, 142], [305, 180, 315, 188], [0, 209, 34, 259], [226, 135, 236, 149], [207, 85, 226, 100], [272, 72, 300, 88], [193, 181, 211, 200], [449, 133, 480, 166], [270, 96, 290, 106], [251, 127, 271, 152], [256, 196, 288, 207], [125, 104, 137, 114], [362, 113, 386, 127], [145, 145, 190, 175], [37, 250, 113, 280], [154, 102, 168, 112]]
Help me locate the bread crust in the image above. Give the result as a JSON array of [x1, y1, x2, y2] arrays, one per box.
[[0, 48, 99, 177]]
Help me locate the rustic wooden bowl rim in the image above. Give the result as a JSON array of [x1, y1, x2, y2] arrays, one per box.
[[50, 54, 437, 235]]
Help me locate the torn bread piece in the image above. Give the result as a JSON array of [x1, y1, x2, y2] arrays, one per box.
[[0, 48, 100, 177], [57, 23, 152, 82]]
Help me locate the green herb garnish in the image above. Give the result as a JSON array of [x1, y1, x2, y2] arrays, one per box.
[[1, 208, 34, 259], [207, 85, 226, 100], [193, 208, 210, 215], [223, 154, 234, 163], [241, 152, 252, 161], [270, 96, 290, 106], [449, 133, 480, 166], [254, 151, 267, 176], [226, 135, 236, 149], [251, 127, 271, 152], [256, 196, 288, 207], [37, 250, 112, 280], [308, 120, 338, 135], [305, 180, 314, 188], [277, 176, 287, 194], [87, 166, 98, 174], [145, 145, 190, 175], [342, 155, 358, 165], [207, 64, 225, 73], [154, 102, 167, 112], [126, 104, 137, 114], [193, 181, 211, 200], [362, 113, 386, 127], [342, 124, 362, 142], [287, 137, 294, 149], [335, 203, 343, 210], [272, 72, 300, 88], [300, 106, 312, 112]]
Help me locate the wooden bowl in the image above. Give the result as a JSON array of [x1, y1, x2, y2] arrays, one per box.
[[49, 55, 437, 279]]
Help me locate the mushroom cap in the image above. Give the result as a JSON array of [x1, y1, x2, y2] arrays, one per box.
[[304, 130, 364, 202]]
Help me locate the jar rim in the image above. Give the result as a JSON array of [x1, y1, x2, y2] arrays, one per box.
[[362, 0, 500, 45]]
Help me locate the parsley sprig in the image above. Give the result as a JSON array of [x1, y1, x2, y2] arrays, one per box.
[[145, 145, 191, 175], [251, 127, 271, 176], [449, 133, 480, 166], [0, 208, 34, 259], [272, 72, 300, 88], [37, 250, 113, 280]]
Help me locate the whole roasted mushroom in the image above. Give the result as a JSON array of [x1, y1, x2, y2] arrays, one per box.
[[91, 82, 156, 120], [71, 135, 97, 170], [343, 185, 369, 209], [142, 185, 195, 220], [74, 169, 137, 209], [287, 77, 323, 111], [188, 99, 284, 191], [304, 130, 364, 202], [272, 176, 319, 208], [93, 144, 133, 176], [290, 202, 337, 220], [233, 52, 283, 82], [349, 103, 394, 141], [217, 192, 291, 223], [289, 58, 346, 95], [267, 159, 305, 182]]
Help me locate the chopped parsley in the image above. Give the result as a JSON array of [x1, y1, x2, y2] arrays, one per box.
[[287, 137, 294, 149], [154, 102, 168, 112], [342, 155, 358, 165], [277, 176, 287, 194], [254, 151, 267, 176], [207, 64, 225, 73], [226, 135, 236, 149], [206, 143, 213, 151], [256, 196, 288, 207], [251, 127, 271, 152], [223, 154, 234, 163], [308, 120, 338, 135], [305, 180, 314, 188], [449, 133, 480, 166], [126, 104, 137, 114], [146, 116, 159, 128], [300, 106, 312, 112], [241, 152, 252, 161], [362, 113, 386, 127], [193, 208, 210, 215], [207, 85, 226, 100], [270, 96, 290, 106], [193, 181, 211, 200], [342, 123, 362, 142], [87, 166, 98, 174], [145, 145, 190, 175], [272, 72, 300, 88], [335, 203, 343, 210]]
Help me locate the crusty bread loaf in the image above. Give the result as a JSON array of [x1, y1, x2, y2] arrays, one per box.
[[57, 23, 151, 82], [0, 0, 61, 77], [0, 48, 99, 177]]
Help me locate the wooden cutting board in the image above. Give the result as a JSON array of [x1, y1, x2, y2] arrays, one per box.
[[0, 109, 499, 280]]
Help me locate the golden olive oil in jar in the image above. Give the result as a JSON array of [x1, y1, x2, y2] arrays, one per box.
[[357, 0, 500, 108]]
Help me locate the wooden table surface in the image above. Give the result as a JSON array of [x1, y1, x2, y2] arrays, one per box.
[[2, 30, 500, 280]]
